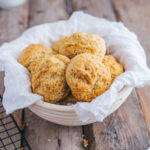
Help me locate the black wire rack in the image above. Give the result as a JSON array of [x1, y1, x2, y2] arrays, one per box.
[[0, 96, 31, 150]]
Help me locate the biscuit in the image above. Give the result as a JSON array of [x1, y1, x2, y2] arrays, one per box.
[[52, 32, 106, 59], [103, 55, 124, 80], [29, 54, 70, 103], [66, 53, 112, 102], [18, 44, 53, 68]]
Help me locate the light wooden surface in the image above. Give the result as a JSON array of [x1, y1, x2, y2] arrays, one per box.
[[0, 2, 29, 127], [0, 0, 150, 150], [72, 0, 150, 149], [0, 3, 29, 149], [137, 87, 150, 136], [72, 0, 116, 21], [112, 0, 150, 136]]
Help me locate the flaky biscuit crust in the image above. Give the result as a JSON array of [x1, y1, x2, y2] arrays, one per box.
[[52, 32, 106, 59], [103, 55, 124, 80], [18, 44, 53, 68], [29, 54, 70, 103], [66, 53, 112, 102]]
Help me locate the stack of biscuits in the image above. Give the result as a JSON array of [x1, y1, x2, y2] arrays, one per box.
[[18, 32, 123, 104]]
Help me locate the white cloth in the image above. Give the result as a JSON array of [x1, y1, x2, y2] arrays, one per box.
[[0, 11, 150, 122]]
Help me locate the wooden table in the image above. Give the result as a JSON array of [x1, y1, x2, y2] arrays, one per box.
[[0, 0, 150, 149]]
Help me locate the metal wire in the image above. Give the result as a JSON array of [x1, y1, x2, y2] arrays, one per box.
[[0, 95, 31, 150]]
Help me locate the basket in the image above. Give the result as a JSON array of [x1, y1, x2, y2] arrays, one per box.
[[29, 86, 133, 126]]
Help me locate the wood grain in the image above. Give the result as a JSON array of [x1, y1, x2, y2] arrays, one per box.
[[0, 3, 29, 126], [29, 0, 69, 27], [1, 0, 149, 149], [0, 2, 29, 149], [137, 88, 150, 135], [93, 91, 149, 150], [0, 72, 4, 96], [24, 0, 83, 149], [72, 0, 150, 149], [24, 108, 83, 150], [72, 0, 116, 21], [0, 3, 28, 45], [113, 0, 150, 136]]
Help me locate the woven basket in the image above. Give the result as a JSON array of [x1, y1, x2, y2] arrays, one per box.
[[29, 86, 133, 126]]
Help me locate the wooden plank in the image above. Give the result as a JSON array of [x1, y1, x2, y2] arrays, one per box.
[[0, 3, 28, 45], [113, 0, 150, 136], [24, 109, 83, 150], [0, 3, 29, 126], [93, 91, 149, 150], [24, 0, 83, 149], [29, 0, 69, 27], [0, 72, 4, 96], [137, 88, 150, 135], [72, 0, 150, 149], [72, 0, 116, 21], [0, 3, 29, 149]]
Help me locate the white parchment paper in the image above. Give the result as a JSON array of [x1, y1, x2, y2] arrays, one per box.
[[0, 11, 150, 122]]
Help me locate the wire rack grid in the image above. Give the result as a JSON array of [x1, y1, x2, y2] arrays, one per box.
[[0, 96, 31, 150]]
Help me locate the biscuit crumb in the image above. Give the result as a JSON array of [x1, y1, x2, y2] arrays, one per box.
[[83, 139, 88, 148]]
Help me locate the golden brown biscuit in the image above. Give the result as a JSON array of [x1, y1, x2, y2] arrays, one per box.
[[18, 44, 53, 68], [103, 55, 124, 80], [66, 53, 112, 102], [52, 32, 106, 59], [29, 54, 70, 103]]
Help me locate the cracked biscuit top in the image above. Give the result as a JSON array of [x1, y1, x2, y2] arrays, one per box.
[[103, 55, 124, 81], [52, 32, 106, 59], [18, 44, 53, 68], [66, 53, 112, 102], [29, 54, 70, 103]]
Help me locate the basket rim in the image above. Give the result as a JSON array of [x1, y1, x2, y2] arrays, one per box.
[[29, 86, 133, 112]]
